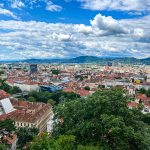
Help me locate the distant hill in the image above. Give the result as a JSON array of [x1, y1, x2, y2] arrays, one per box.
[[1, 56, 150, 65], [67, 56, 101, 63], [141, 57, 150, 65]]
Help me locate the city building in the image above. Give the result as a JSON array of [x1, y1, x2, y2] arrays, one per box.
[[0, 97, 53, 132], [40, 85, 63, 92], [30, 64, 38, 74]]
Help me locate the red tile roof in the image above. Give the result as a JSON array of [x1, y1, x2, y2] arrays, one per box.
[[0, 99, 52, 123], [136, 94, 150, 102], [0, 90, 10, 100], [128, 102, 139, 108]]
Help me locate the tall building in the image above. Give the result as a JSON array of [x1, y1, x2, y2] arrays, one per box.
[[107, 62, 112, 67], [30, 64, 38, 74]]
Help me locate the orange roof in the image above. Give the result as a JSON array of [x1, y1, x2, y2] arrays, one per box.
[[128, 102, 138, 108], [0, 90, 10, 100], [63, 87, 74, 92], [76, 89, 91, 97], [0, 100, 52, 123], [136, 94, 150, 102]]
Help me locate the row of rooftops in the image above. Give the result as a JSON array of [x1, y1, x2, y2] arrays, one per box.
[[128, 94, 150, 113], [0, 90, 52, 123], [0, 103, 51, 123]]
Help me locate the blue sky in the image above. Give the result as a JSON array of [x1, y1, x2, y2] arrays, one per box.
[[0, 0, 150, 60]]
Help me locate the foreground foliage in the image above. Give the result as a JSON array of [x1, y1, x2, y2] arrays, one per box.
[[16, 127, 39, 148], [51, 89, 150, 150], [28, 88, 150, 149], [28, 134, 99, 150]]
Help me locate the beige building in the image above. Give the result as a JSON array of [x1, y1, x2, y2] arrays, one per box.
[[13, 81, 40, 92], [0, 98, 53, 132]]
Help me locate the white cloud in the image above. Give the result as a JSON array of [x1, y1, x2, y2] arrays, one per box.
[[74, 24, 92, 34], [10, 0, 25, 9], [46, 1, 62, 12], [128, 11, 143, 16], [133, 28, 144, 37], [90, 14, 129, 35], [0, 0, 62, 12], [52, 33, 72, 41], [0, 14, 150, 60], [0, 8, 18, 19], [77, 0, 150, 12]]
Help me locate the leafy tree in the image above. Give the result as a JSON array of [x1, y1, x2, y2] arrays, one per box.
[[98, 85, 105, 89], [142, 113, 150, 125], [28, 96, 36, 102], [49, 91, 80, 104], [0, 79, 6, 86], [0, 79, 22, 94], [52, 88, 150, 150], [0, 144, 7, 150], [139, 88, 146, 94], [52, 135, 76, 150], [10, 86, 22, 94], [28, 91, 80, 104], [29, 134, 98, 150], [77, 145, 100, 150], [28, 133, 51, 150], [0, 119, 15, 132], [28, 91, 52, 103], [0, 79, 11, 92], [138, 103, 144, 111], [146, 89, 150, 97], [84, 86, 90, 91], [16, 127, 39, 148], [47, 99, 56, 106], [51, 69, 60, 75]]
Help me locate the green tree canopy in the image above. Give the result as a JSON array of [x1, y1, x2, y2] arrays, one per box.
[[16, 127, 39, 148], [28, 91, 80, 104], [10, 86, 22, 94], [0, 144, 7, 150], [0, 119, 15, 132], [146, 89, 150, 97], [52, 88, 150, 150], [28, 96, 36, 102], [51, 69, 60, 75], [28, 134, 99, 150], [0, 79, 22, 94], [139, 88, 146, 94], [84, 86, 90, 91]]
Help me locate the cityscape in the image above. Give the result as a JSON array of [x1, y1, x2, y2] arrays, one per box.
[[0, 0, 150, 150]]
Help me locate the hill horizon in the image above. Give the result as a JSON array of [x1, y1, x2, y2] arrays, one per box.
[[1, 56, 150, 65]]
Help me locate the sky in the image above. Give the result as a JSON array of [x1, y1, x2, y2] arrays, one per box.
[[0, 0, 150, 60]]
